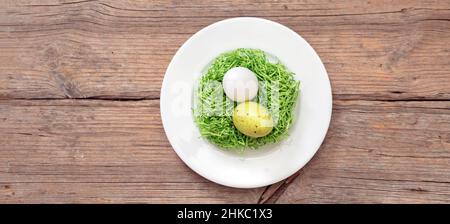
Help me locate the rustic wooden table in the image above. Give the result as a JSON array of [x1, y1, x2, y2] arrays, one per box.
[[1, 0, 449, 204]]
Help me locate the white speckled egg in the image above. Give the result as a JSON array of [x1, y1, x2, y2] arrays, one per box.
[[222, 67, 259, 102]]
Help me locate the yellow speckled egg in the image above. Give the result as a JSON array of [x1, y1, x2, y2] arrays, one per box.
[[233, 101, 274, 138]]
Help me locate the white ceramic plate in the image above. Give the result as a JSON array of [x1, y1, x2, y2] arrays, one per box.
[[160, 17, 332, 188]]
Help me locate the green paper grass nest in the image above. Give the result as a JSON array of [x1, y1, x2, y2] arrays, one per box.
[[193, 48, 300, 150]]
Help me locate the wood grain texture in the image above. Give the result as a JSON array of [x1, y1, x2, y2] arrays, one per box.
[[0, 0, 449, 203], [0, 99, 264, 203], [1, 0, 449, 100], [277, 100, 450, 203]]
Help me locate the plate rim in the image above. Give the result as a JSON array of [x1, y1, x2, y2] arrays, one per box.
[[160, 17, 332, 188]]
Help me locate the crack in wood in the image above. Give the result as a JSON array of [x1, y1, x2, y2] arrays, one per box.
[[409, 187, 429, 192], [0, 95, 160, 101], [336, 97, 450, 102], [1, 97, 449, 102], [329, 176, 450, 185], [61, 0, 98, 6], [257, 171, 302, 204], [25, 0, 98, 7], [376, 153, 450, 159]]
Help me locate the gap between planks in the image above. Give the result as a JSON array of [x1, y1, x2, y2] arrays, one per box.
[[1, 96, 449, 102]]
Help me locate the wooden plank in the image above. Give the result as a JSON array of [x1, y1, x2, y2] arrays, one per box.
[[1, 99, 448, 203], [0, 182, 263, 203], [0, 99, 264, 203], [1, 0, 449, 100], [276, 100, 450, 203]]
